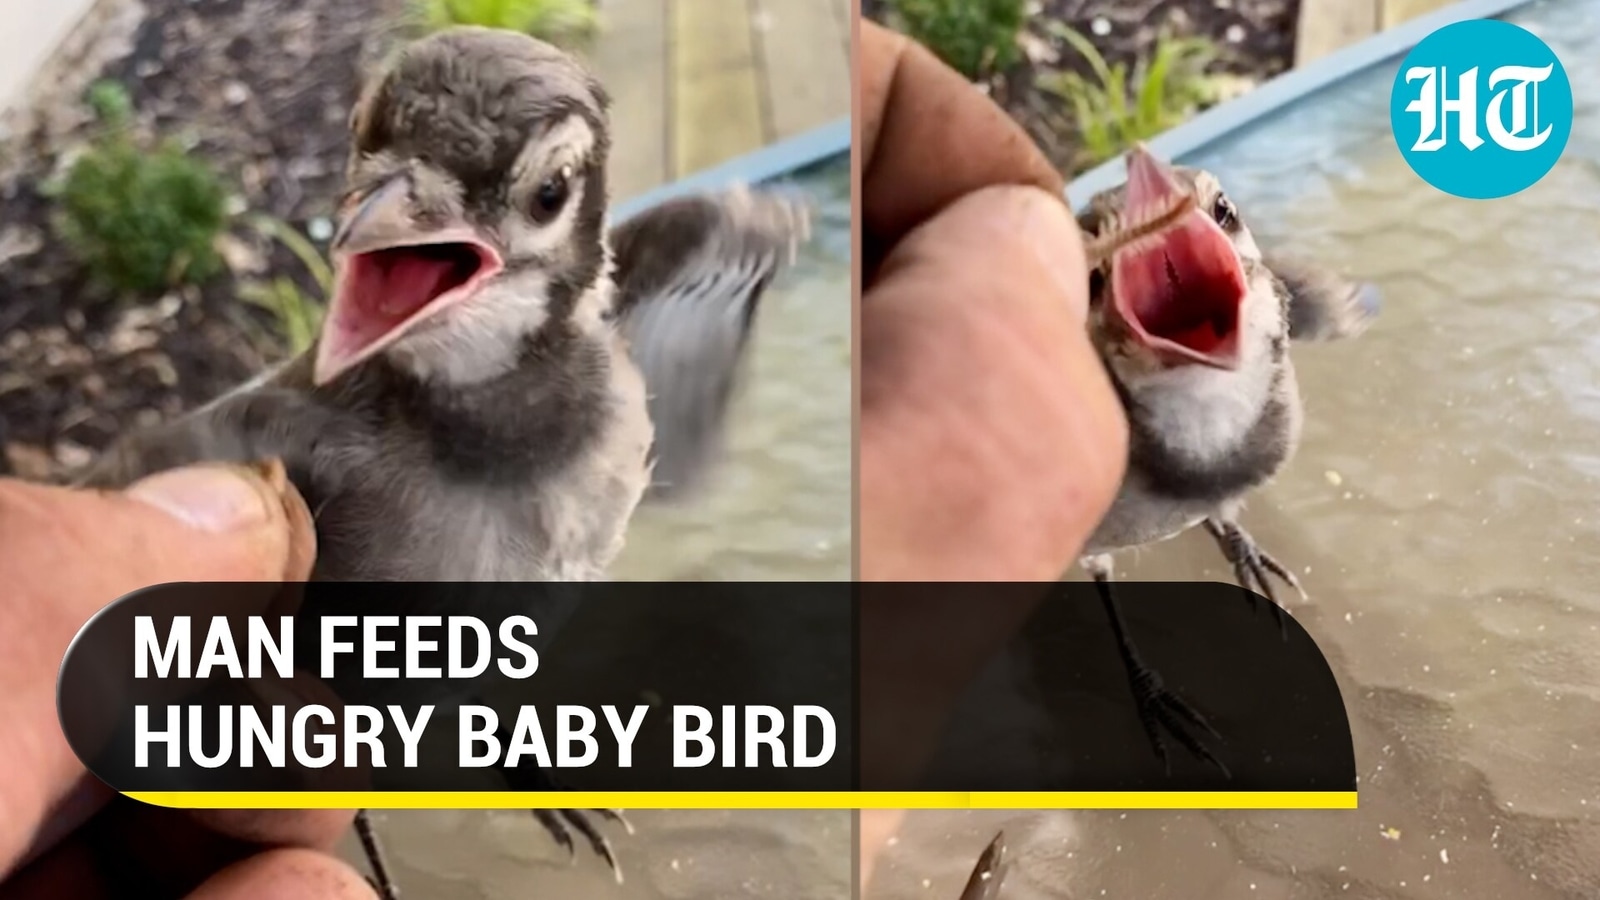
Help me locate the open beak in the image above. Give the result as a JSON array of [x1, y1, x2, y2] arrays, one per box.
[[1109, 144, 1247, 371], [314, 176, 505, 385]]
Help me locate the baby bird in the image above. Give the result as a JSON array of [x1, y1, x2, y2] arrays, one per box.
[[1075, 145, 1379, 772], [79, 26, 808, 897]]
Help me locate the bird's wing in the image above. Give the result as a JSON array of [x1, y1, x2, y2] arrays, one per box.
[[608, 185, 810, 502], [72, 352, 336, 489], [1269, 254, 1382, 343]]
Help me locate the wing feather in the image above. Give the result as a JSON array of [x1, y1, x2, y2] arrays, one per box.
[[608, 185, 810, 500]]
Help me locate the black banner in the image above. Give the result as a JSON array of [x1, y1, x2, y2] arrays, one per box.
[[57, 582, 1355, 794]]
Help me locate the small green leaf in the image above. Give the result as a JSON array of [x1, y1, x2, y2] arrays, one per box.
[[891, 0, 1025, 79]]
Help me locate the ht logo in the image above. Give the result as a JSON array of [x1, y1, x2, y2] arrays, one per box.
[[1405, 64, 1555, 152], [1389, 19, 1572, 199]]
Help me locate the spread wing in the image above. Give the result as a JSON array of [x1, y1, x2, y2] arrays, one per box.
[[608, 185, 810, 501], [1269, 254, 1383, 343]]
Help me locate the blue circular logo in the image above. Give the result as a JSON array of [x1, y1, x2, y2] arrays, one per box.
[[1389, 19, 1572, 199]]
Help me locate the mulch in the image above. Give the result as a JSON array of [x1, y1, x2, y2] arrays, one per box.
[[0, 0, 407, 481], [0, 0, 1304, 482], [863, 0, 1301, 174]]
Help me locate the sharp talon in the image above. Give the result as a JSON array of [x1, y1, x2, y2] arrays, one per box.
[[557, 808, 627, 884], [533, 809, 578, 860], [1127, 656, 1227, 777], [1207, 518, 1302, 637], [594, 808, 635, 836]]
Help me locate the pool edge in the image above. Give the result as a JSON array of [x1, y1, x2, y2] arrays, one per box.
[[613, 119, 851, 223]]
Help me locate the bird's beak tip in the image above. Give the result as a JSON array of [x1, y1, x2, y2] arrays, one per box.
[[335, 175, 415, 257], [310, 341, 354, 387]]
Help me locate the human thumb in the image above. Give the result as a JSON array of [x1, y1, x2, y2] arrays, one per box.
[[0, 462, 316, 873], [1, 460, 315, 623], [860, 184, 1128, 582]]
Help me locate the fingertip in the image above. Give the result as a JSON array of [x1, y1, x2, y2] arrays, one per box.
[[185, 809, 358, 852], [858, 809, 907, 892], [117, 461, 312, 582], [185, 848, 377, 900], [125, 464, 280, 534]]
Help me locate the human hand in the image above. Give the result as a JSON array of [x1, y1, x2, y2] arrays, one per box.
[[0, 462, 372, 899], [859, 809, 906, 895], [854, 19, 1131, 806], [857, 19, 1128, 583]]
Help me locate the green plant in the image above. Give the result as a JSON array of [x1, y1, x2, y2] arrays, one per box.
[[1041, 25, 1226, 171], [86, 79, 133, 125], [892, 0, 1025, 79], [238, 216, 331, 356], [412, 0, 599, 43], [52, 81, 228, 295]]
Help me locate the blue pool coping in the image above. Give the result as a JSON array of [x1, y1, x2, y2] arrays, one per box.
[[1065, 0, 1540, 210], [612, 118, 851, 224]]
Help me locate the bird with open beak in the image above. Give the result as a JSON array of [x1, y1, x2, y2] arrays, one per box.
[[1075, 144, 1381, 772], [78, 25, 810, 898]]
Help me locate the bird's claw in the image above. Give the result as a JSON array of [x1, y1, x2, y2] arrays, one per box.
[[1126, 659, 1231, 778], [1204, 519, 1306, 637], [532, 808, 632, 884]]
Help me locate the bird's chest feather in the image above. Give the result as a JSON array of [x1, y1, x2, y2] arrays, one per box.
[[301, 350, 653, 582], [1087, 357, 1303, 553]]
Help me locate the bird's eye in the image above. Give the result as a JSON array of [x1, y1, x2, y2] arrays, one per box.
[[532, 165, 573, 219], [1211, 193, 1238, 230]]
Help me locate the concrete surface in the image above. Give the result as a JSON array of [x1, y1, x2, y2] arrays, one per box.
[[0, 0, 99, 114]]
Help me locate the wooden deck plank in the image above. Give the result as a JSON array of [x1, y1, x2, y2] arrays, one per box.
[[1382, 0, 1457, 29], [586, 0, 669, 199], [1294, 0, 1379, 67], [671, 0, 765, 177], [833, 0, 853, 63], [753, 0, 851, 140]]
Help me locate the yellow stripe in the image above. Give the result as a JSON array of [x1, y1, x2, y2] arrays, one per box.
[[125, 791, 1357, 810]]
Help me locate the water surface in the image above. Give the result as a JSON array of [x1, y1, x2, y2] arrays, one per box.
[[870, 2, 1600, 897]]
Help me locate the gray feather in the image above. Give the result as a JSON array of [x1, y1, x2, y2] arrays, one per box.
[[1270, 254, 1382, 342], [609, 185, 810, 502], [75, 360, 332, 490]]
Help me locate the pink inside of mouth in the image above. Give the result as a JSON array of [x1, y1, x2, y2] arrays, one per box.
[[1111, 151, 1248, 369], [318, 241, 503, 382]]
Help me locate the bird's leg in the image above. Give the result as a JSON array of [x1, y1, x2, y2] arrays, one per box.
[[495, 725, 634, 884], [1083, 554, 1229, 777], [354, 809, 402, 900], [1202, 516, 1306, 638]]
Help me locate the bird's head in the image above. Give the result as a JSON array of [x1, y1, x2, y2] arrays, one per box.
[[316, 27, 612, 386], [1080, 145, 1281, 379]]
